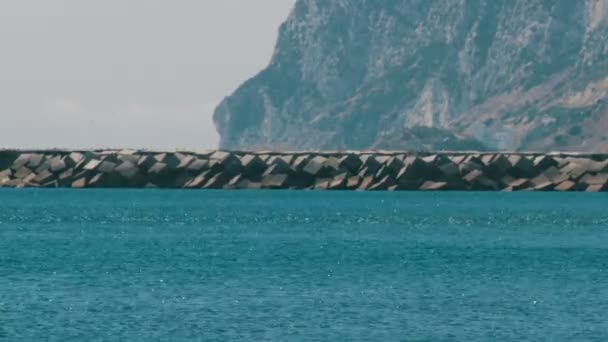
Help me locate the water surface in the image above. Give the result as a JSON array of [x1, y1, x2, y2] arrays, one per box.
[[1, 190, 607, 341]]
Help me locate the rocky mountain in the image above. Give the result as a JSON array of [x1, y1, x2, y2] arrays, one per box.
[[213, 0, 608, 152]]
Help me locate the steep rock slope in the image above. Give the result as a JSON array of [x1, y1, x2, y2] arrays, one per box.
[[214, 0, 608, 151]]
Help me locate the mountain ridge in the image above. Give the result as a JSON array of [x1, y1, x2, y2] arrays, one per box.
[[214, 0, 608, 151]]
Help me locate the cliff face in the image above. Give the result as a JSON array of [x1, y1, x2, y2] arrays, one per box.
[[214, 0, 608, 151]]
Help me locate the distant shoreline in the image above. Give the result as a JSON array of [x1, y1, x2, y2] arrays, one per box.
[[0, 150, 606, 192]]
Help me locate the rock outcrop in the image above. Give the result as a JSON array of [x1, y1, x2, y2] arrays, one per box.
[[214, 0, 608, 152], [1, 150, 607, 192]]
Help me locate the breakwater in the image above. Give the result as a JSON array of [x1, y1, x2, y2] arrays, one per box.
[[0, 150, 607, 191]]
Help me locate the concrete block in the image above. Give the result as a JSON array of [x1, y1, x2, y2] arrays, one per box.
[[175, 155, 195, 169], [449, 155, 467, 164], [100, 152, 120, 164], [423, 154, 440, 164], [533, 182, 555, 191], [463, 153, 485, 166], [207, 160, 223, 173], [314, 178, 330, 190], [548, 173, 569, 186], [420, 181, 448, 191], [83, 160, 102, 171], [555, 181, 577, 192], [325, 157, 342, 171], [529, 174, 550, 187], [87, 173, 105, 187], [137, 155, 157, 171], [34, 161, 52, 174], [43, 180, 59, 188], [98, 161, 117, 174], [22, 173, 37, 185], [262, 174, 290, 189], [303, 156, 327, 176], [187, 150, 215, 158], [375, 166, 390, 180], [292, 155, 310, 170], [234, 180, 262, 190], [82, 151, 100, 161], [11, 154, 31, 170], [154, 153, 180, 168], [480, 154, 495, 166], [3, 179, 23, 187], [216, 153, 243, 176], [438, 154, 456, 166], [508, 156, 537, 178], [118, 153, 140, 164], [587, 160, 608, 173], [240, 155, 267, 177], [209, 151, 232, 162], [438, 162, 460, 180], [564, 157, 592, 169], [115, 161, 139, 179], [560, 163, 587, 180], [33, 170, 54, 184], [186, 159, 209, 172], [338, 154, 362, 173], [215, 152, 242, 170], [459, 160, 484, 175], [14, 167, 32, 179], [580, 173, 608, 186], [508, 178, 531, 191], [72, 177, 87, 188], [26, 154, 46, 169], [264, 158, 293, 176], [463, 169, 498, 190], [533, 155, 558, 171], [65, 152, 84, 167], [0, 152, 19, 171], [225, 175, 243, 189], [98, 150, 117, 156], [346, 176, 361, 189], [168, 170, 196, 188], [258, 154, 271, 162], [203, 172, 229, 189], [265, 154, 294, 165], [328, 173, 348, 190], [586, 184, 606, 192], [484, 154, 511, 177], [553, 157, 569, 168], [357, 167, 372, 178], [375, 156, 392, 165], [359, 155, 382, 174], [57, 168, 74, 187], [396, 157, 440, 184], [148, 162, 168, 175], [385, 157, 405, 174], [49, 158, 67, 173], [0, 169, 12, 180], [541, 166, 561, 180], [185, 171, 211, 188], [369, 175, 396, 191]]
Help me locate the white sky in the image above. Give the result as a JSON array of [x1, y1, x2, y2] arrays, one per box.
[[0, 1, 295, 150]]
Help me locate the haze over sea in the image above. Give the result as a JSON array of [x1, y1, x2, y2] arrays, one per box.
[[1, 189, 607, 341]]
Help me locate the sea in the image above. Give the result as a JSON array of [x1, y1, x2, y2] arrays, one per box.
[[1, 189, 607, 341]]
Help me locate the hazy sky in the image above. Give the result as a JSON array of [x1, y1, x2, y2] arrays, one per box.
[[0, 1, 295, 149]]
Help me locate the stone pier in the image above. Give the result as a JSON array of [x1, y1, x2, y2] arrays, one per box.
[[0, 149, 607, 191]]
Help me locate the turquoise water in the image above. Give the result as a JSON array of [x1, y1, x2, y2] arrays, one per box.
[[1, 190, 608, 341]]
